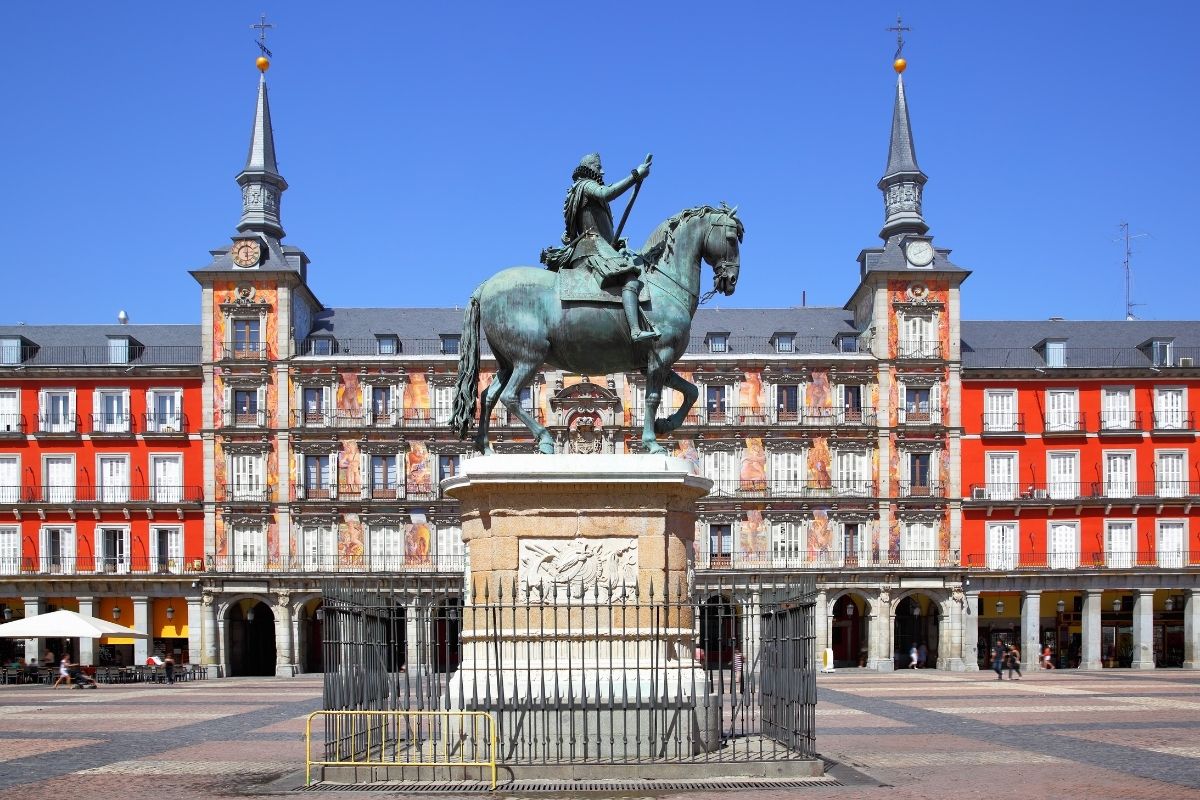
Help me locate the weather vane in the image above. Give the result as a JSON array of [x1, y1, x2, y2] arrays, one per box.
[[251, 13, 274, 59], [886, 14, 911, 73]]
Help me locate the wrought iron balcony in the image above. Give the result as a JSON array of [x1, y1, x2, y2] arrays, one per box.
[[0, 344, 201, 366], [898, 481, 945, 498], [1152, 411, 1195, 432], [0, 555, 205, 576], [220, 342, 269, 361], [704, 479, 876, 499], [90, 412, 135, 436], [966, 481, 1200, 503], [220, 484, 275, 503], [980, 413, 1025, 436], [898, 407, 943, 425], [0, 485, 202, 504], [221, 409, 270, 428], [291, 483, 429, 502], [698, 549, 959, 570], [963, 345, 1200, 370], [35, 414, 80, 436], [296, 338, 484, 357], [0, 414, 25, 437], [896, 339, 942, 359], [1097, 411, 1144, 435], [205, 553, 468, 574], [142, 412, 189, 435], [774, 406, 878, 427], [1042, 412, 1086, 434], [965, 550, 1197, 571]]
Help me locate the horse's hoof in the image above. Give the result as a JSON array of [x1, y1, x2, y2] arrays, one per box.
[[643, 442, 668, 455], [537, 440, 556, 455], [653, 418, 673, 435]]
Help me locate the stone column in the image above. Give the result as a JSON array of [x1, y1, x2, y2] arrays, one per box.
[[1131, 589, 1156, 670], [1021, 591, 1042, 672], [744, 589, 762, 676], [962, 590, 980, 671], [76, 596, 97, 666], [201, 593, 220, 677], [132, 595, 150, 664], [22, 596, 41, 663], [215, 607, 229, 678], [814, 589, 829, 663], [867, 589, 894, 671], [1183, 589, 1200, 669], [405, 598, 424, 672], [274, 591, 296, 677], [1080, 590, 1103, 670], [938, 592, 967, 671], [186, 597, 203, 668]]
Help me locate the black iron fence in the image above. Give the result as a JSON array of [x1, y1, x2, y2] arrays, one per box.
[[321, 573, 815, 771]]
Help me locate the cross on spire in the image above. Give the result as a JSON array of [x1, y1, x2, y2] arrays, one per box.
[[886, 14, 911, 60], [251, 12, 274, 58]]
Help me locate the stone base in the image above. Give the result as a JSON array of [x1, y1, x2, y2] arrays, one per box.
[[275, 663, 299, 678], [203, 664, 223, 679]]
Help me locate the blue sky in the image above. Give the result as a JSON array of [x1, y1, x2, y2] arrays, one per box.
[[1, 2, 1197, 324]]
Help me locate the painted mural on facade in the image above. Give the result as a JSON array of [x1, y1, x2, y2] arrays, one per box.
[[740, 437, 766, 492]]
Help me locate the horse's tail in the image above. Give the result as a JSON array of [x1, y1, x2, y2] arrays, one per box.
[[450, 286, 483, 440]]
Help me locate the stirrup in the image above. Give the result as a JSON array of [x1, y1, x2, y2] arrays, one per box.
[[631, 328, 660, 343]]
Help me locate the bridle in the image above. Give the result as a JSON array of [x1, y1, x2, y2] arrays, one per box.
[[699, 211, 741, 305]]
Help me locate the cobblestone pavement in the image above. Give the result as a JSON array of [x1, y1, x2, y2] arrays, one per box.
[[0, 670, 1198, 798]]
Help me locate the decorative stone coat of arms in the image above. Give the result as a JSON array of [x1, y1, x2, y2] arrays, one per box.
[[519, 537, 638, 603]]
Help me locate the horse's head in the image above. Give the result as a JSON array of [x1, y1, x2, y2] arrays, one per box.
[[703, 205, 743, 296]]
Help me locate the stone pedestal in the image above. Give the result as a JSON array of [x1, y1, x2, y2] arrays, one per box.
[[443, 454, 718, 759]]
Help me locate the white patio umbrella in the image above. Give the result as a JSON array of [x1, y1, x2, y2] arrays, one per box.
[[0, 609, 148, 639]]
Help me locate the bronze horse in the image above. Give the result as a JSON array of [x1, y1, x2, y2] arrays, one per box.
[[451, 204, 742, 454]]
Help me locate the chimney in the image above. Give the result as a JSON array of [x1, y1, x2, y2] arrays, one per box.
[[117, 310, 129, 325]]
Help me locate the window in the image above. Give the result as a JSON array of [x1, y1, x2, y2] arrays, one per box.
[[1156, 451, 1187, 497], [707, 334, 728, 353], [438, 454, 461, 484], [303, 455, 332, 499], [705, 384, 730, 423], [440, 335, 460, 356], [984, 390, 1018, 432], [370, 386, 394, 425], [985, 452, 1017, 500], [835, 450, 869, 496], [232, 388, 261, 426], [369, 524, 405, 570], [1154, 387, 1186, 430], [94, 389, 130, 433], [899, 315, 935, 358], [1150, 339, 1174, 367], [768, 450, 805, 496], [376, 336, 399, 355], [433, 385, 455, 425], [900, 521, 937, 567], [1157, 521, 1186, 569], [702, 450, 738, 495], [107, 337, 130, 365], [369, 454, 399, 499], [518, 386, 534, 412], [0, 338, 21, 365], [0, 389, 18, 433], [232, 319, 260, 355], [0, 455, 17, 503], [1048, 522, 1079, 569], [0, 526, 19, 574], [39, 526, 74, 573], [147, 389, 183, 432], [302, 386, 330, 426], [43, 455, 74, 503], [1044, 340, 1066, 368], [1047, 452, 1078, 499], [774, 384, 799, 422], [308, 338, 334, 356], [774, 334, 794, 353], [300, 525, 337, 571], [97, 455, 129, 503], [151, 526, 183, 573], [839, 334, 859, 354], [97, 526, 130, 574], [231, 525, 266, 571], [230, 454, 265, 501], [904, 451, 932, 496], [1104, 521, 1134, 568], [1101, 387, 1135, 430], [39, 389, 74, 433], [1044, 389, 1079, 432], [839, 384, 864, 423], [902, 385, 940, 424], [1103, 452, 1135, 499], [149, 454, 183, 503], [437, 524, 466, 570], [841, 522, 865, 565], [771, 520, 804, 565], [986, 522, 1017, 570], [708, 523, 733, 564]]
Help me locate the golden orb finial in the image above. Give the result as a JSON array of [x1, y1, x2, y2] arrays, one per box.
[[893, 57, 907, 74], [256, 56, 270, 72]]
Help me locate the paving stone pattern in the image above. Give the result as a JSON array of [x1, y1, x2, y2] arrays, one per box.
[[0, 671, 1198, 798]]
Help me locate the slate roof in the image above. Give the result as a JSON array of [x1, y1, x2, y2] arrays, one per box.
[[882, 75, 923, 181], [190, 234, 303, 274], [860, 235, 968, 274], [962, 320, 1200, 369], [0, 324, 201, 366]]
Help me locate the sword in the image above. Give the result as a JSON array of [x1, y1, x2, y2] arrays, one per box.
[[614, 153, 652, 243]]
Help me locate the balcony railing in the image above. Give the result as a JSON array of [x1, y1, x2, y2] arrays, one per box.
[[1097, 411, 1143, 434], [774, 407, 878, 427], [697, 549, 958, 570], [898, 407, 943, 425], [220, 342, 269, 361], [143, 412, 189, 435], [290, 408, 494, 429], [0, 414, 26, 436], [705, 479, 876, 499], [965, 551, 1197, 571], [35, 414, 80, 435], [1153, 411, 1195, 432], [1042, 413, 1086, 434], [1, 345, 201, 367], [0, 555, 205, 576], [206, 553, 467, 573], [90, 412, 135, 435], [898, 481, 945, 498], [963, 345, 1200, 370], [967, 481, 1200, 502], [291, 482, 426, 501], [297, 338, 481, 357], [0, 485, 202, 504], [220, 484, 275, 503], [981, 413, 1025, 435], [221, 409, 269, 428], [897, 339, 942, 359]]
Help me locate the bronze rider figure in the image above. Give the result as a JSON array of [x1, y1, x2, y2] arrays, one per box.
[[541, 153, 659, 343]]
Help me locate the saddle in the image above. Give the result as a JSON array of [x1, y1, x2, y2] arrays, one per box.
[[557, 267, 650, 305]]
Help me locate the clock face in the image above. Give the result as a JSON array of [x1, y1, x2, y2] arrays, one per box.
[[231, 239, 262, 268], [905, 240, 935, 267]]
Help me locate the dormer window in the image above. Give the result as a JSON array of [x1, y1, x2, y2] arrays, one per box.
[[376, 336, 399, 355], [309, 338, 334, 356], [0, 338, 22, 365], [1043, 339, 1067, 368], [107, 337, 131, 365], [440, 335, 460, 356], [1150, 339, 1174, 367], [706, 333, 728, 354], [773, 333, 795, 353], [837, 334, 860, 354]]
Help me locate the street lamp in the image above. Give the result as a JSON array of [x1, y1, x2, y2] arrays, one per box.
[[995, 600, 1005, 615], [1056, 599, 1066, 614], [1112, 598, 1122, 613], [1165, 597, 1175, 612], [165, 606, 175, 621], [911, 602, 921, 617], [845, 602, 855, 617], [246, 608, 256, 623], [2, 607, 11, 621], [112, 606, 121, 622]]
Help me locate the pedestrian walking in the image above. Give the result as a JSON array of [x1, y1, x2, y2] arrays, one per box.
[[1042, 644, 1055, 670], [52, 653, 72, 689], [164, 653, 176, 685], [908, 643, 918, 669], [1007, 644, 1022, 680], [917, 642, 928, 668], [991, 639, 1005, 680]]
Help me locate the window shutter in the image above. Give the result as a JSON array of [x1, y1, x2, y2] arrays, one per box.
[[63, 527, 75, 564], [360, 452, 369, 499], [330, 447, 339, 493], [897, 381, 906, 423], [360, 383, 370, 424], [91, 390, 101, 431], [37, 390, 45, 427], [67, 390, 76, 428], [256, 385, 267, 425], [223, 385, 231, 426]]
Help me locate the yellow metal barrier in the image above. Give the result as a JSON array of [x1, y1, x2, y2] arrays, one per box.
[[305, 709, 498, 789]]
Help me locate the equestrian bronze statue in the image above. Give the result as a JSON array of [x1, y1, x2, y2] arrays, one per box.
[[451, 153, 742, 455]]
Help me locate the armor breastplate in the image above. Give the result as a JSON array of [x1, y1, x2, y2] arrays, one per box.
[[571, 196, 615, 244]]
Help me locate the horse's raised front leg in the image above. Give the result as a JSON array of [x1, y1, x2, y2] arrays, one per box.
[[653, 369, 699, 436], [641, 369, 669, 455], [474, 371, 509, 455], [499, 361, 555, 454]]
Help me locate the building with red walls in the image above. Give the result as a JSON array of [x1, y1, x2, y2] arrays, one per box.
[[961, 322, 1200, 670], [0, 325, 204, 668]]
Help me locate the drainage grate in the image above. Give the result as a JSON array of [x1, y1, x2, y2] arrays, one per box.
[[298, 777, 843, 793]]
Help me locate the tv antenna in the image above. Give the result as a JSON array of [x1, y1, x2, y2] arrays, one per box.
[[1117, 221, 1149, 320]]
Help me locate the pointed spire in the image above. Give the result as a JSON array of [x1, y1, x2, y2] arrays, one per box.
[[236, 70, 287, 238], [877, 70, 928, 240]]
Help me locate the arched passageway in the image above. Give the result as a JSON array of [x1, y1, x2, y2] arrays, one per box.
[[432, 599, 460, 673], [894, 594, 939, 669], [831, 593, 868, 667], [227, 600, 276, 676], [699, 594, 742, 669], [299, 599, 323, 673]]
